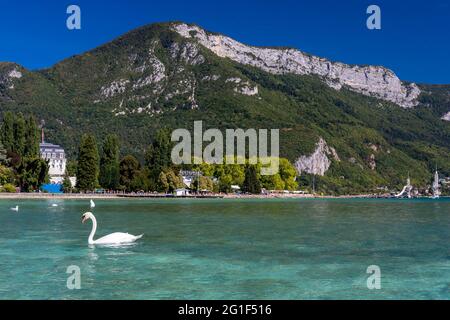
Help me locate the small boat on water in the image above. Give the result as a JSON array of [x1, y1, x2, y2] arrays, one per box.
[[392, 170, 444, 200], [431, 169, 441, 199]]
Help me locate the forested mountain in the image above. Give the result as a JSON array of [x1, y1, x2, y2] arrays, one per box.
[[1, 22, 449, 194]]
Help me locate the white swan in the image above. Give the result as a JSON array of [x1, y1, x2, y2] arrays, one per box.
[[51, 204, 58, 207], [10, 205, 19, 212], [81, 212, 143, 245], [90, 199, 95, 209]]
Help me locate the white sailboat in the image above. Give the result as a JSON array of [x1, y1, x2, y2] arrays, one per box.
[[431, 169, 441, 199]]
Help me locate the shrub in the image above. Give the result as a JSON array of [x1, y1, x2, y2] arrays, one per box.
[[1, 183, 17, 193]]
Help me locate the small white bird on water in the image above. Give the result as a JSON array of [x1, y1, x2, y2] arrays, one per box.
[[51, 204, 58, 207], [81, 212, 143, 245], [90, 199, 95, 209], [10, 205, 19, 212]]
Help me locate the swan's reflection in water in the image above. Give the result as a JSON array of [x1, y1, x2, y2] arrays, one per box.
[[87, 250, 99, 261], [88, 242, 139, 250], [86, 242, 140, 264], [84, 243, 141, 278], [84, 244, 139, 276], [83, 249, 99, 275]]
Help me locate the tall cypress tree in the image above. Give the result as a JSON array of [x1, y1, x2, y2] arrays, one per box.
[[119, 155, 140, 192], [13, 113, 26, 156], [242, 165, 262, 194], [99, 134, 120, 190], [1, 111, 15, 152], [24, 115, 39, 157], [145, 128, 173, 186], [76, 134, 99, 191]]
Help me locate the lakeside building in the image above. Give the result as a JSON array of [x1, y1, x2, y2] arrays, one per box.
[[175, 188, 190, 196], [40, 142, 66, 184], [180, 170, 202, 188], [39, 130, 66, 185]]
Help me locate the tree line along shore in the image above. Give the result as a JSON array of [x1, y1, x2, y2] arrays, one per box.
[[1, 111, 447, 197], [0, 112, 300, 195]]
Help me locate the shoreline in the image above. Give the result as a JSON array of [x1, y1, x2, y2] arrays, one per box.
[[0, 192, 392, 200], [0, 193, 446, 201]]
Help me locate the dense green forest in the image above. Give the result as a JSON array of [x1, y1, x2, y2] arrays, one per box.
[[0, 112, 48, 192], [71, 129, 298, 194], [0, 111, 298, 193]]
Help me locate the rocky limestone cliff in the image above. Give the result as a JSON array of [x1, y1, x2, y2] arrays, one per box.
[[294, 138, 340, 176], [0, 63, 22, 90], [172, 23, 420, 108]]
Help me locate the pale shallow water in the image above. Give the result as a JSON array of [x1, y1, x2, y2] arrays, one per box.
[[0, 198, 449, 300]]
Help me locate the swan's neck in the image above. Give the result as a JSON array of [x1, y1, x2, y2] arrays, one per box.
[[88, 215, 97, 245]]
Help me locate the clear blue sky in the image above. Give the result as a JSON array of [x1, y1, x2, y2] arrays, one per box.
[[0, 0, 449, 84]]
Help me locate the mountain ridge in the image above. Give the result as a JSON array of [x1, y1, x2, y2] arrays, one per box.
[[171, 22, 421, 108]]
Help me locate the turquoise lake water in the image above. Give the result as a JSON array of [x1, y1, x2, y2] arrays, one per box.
[[0, 198, 449, 299]]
